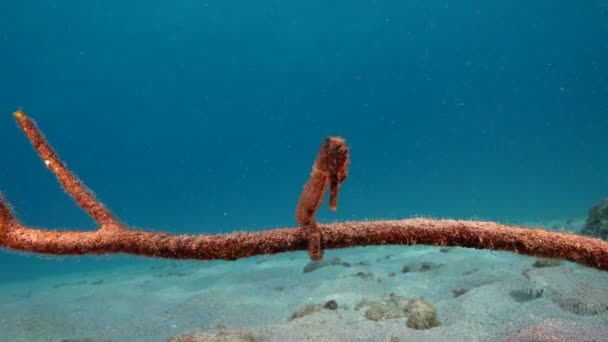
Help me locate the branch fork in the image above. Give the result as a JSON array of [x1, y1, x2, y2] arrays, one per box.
[[1, 109, 607, 271]]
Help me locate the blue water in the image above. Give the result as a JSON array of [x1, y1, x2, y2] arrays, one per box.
[[1, 1, 607, 283]]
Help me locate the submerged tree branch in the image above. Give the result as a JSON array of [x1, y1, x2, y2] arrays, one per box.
[[1, 109, 607, 271]]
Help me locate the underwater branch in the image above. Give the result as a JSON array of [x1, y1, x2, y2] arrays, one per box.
[[1, 109, 607, 271]]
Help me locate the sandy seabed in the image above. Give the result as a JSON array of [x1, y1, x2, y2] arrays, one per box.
[[1, 218, 607, 342]]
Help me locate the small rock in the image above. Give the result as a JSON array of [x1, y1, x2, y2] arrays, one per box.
[[355, 271, 375, 280], [168, 331, 256, 342], [532, 259, 563, 268], [404, 297, 441, 330], [581, 198, 608, 240], [290, 304, 323, 320], [357, 293, 405, 322], [452, 288, 469, 298], [303, 257, 350, 273], [324, 300, 338, 310], [402, 262, 443, 273]]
